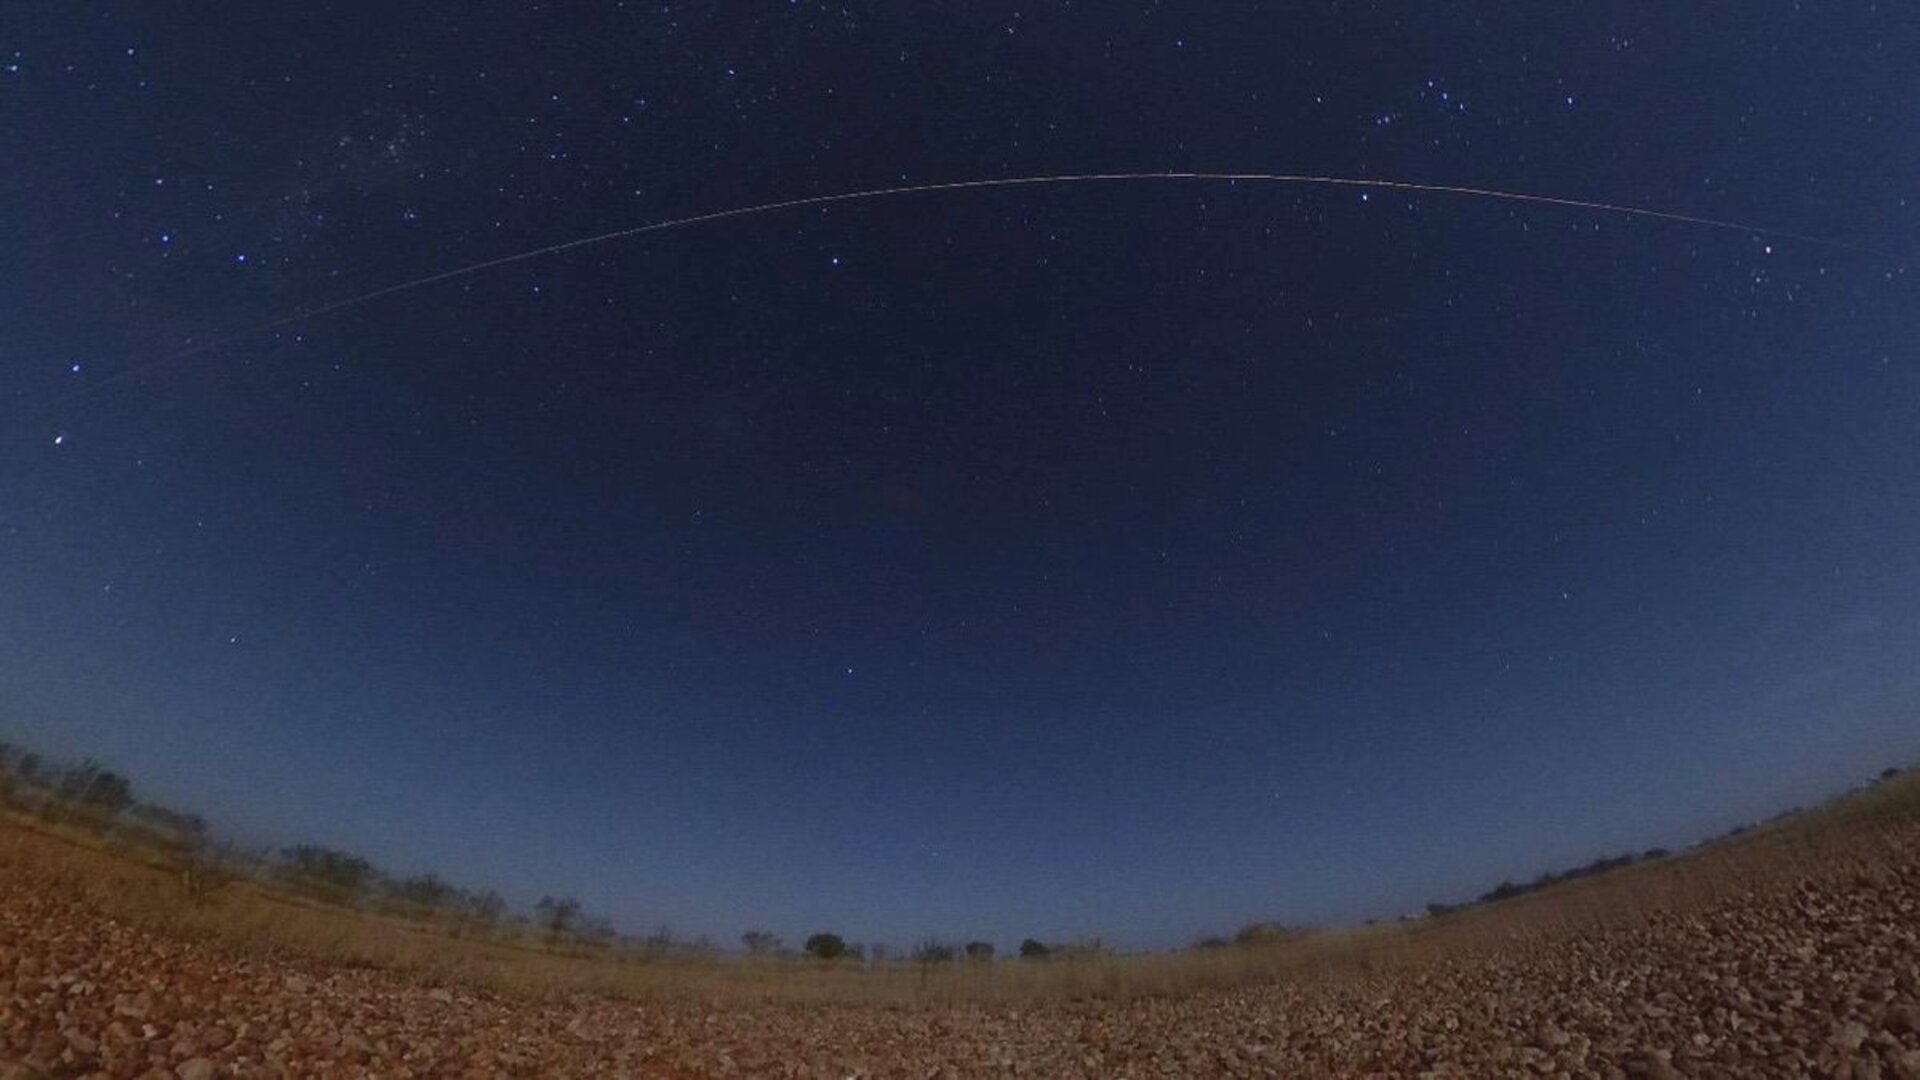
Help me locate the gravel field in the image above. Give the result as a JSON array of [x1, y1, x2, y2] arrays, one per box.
[[4, 813, 1918, 1077]]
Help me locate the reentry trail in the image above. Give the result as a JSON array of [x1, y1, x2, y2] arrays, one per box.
[[33, 170, 1909, 416]]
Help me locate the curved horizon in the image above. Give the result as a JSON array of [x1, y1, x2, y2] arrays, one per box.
[[5, 3, 1918, 953]]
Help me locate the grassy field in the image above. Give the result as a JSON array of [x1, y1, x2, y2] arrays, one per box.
[[4, 765, 1915, 1009]]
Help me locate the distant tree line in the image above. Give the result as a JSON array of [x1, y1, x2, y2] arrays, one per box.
[[727, 933, 1124, 966], [6, 732, 1914, 962], [1471, 848, 1671, 906]]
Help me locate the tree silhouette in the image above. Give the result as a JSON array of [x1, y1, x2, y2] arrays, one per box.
[[535, 895, 583, 940], [804, 932, 848, 960]]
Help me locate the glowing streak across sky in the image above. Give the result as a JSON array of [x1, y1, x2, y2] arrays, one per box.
[[39, 171, 1910, 414]]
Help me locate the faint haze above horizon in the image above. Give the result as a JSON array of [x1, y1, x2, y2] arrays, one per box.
[[2, 4, 1917, 950]]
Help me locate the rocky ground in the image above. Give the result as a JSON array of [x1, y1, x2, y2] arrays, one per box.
[[3, 819, 1918, 1077]]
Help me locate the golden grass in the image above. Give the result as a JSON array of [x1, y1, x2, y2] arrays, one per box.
[[5, 767, 1917, 1007]]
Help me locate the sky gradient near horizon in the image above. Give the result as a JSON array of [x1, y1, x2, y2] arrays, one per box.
[[3, 4, 1918, 950]]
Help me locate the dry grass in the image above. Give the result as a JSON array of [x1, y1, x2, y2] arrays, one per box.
[[4, 767, 1916, 1009]]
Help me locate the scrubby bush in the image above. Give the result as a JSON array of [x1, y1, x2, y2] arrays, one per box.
[[912, 939, 956, 964], [741, 930, 781, 956], [58, 760, 135, 817], [1233, 922, 1306, 947], [1479, 880, 1528, 904], [180, 841, 242, 906], [804, 932, 848, 960], [128, 803, 209, 852], [386, 873, 457, 909], [963, 941, 995, 962], [1018, 938, 1051, 960], [464, 889, 507, 925], [644, 924, 675, 950], [279, 844, 375, 896], [535, 895, 583, 940], [579, 916, 618, 947], [1060, 938, 1114, 960]]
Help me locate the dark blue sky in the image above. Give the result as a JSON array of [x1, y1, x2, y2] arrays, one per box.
[[4, 4, 1917, 950]]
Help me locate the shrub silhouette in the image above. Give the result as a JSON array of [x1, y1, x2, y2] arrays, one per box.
[[128, 803, 209, 850], [1018, 938, 1051, 960], [386, 873, 456, 909], [1051, 937, 1113, 960], [279, 845, 374, 896], [535, 895, 583, 940], [1233, 922, 1305, 947], [805, 932, 849, 960], [1479, 880, 1527, 904], [465, 889, 507, 925], [913, 940, 956, 964], [58, 760, 135, 817], [963, 941, 995, 962], [741, 930, 781, 956]]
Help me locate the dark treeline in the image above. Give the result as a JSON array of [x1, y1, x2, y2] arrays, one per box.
[[4, 734, 1909, 960]]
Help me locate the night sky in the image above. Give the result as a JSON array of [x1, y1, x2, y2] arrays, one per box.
[[4, 5, 1918, 951]]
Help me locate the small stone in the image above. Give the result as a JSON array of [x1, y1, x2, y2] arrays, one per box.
[[174, 1058, 215, 1080], [1632, 1051, 1683, 1080], [1884, 1005, 1920, 1036], [1833, 1022, 1870, 1053]]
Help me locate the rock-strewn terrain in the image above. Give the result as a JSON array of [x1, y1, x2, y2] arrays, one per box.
[[4, 818, 1918, 1077]]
